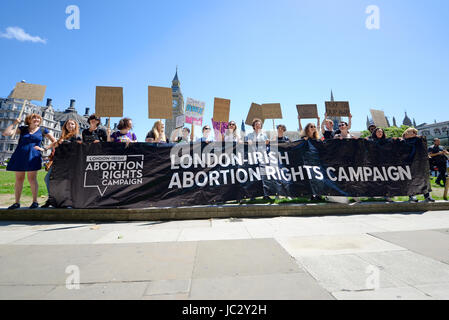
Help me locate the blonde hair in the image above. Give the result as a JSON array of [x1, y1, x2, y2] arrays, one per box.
[[301, 123, 320, 140], [24, 113, 43, 126], [151, 120, 166, 142], [402, 127, 418, 138]]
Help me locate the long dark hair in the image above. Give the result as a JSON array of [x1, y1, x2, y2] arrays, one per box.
[[371, 128, 386, 140]]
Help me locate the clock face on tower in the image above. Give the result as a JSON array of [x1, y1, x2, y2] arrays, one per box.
[[173, 100, 178, 109]]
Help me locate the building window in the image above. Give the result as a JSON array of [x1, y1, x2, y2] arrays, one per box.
[[434, 128, 441, 135]]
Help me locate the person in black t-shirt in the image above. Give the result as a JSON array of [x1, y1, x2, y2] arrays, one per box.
[[428, 138, 449, 186], [82, 114, 110, 143], [276, 124, 290, 143]]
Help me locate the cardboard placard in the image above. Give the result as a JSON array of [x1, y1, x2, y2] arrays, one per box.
[[10, 82, 46, 101], [185, 97, 205, 126], [245, 103, 264, 126], [148, 86, 173, 119], [213, 97, 231, 122], [261, 103, 282, 119], [297, 104, 318, 119], [95, 86, 124, 117], [370, 109, 389, 128], [325, 101, 350, 117], [176, 115, 185, 129]]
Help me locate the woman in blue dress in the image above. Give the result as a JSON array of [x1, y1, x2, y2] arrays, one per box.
[[2, 113, 56, 209]]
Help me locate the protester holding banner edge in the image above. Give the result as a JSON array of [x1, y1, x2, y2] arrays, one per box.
[[146, 120, 169, 143], [2, 113, 56, 209], [82, 114, 111, 143], [111, 118, 137, 143], [42, 119, 82, 208], [223, 121, 242, 143], [402, 128, 435, 202], [197, 125, 214, 143]]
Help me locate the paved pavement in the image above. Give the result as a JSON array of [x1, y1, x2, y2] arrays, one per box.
[[1, 210, 449, 300]]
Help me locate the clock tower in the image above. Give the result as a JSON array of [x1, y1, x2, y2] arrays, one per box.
[[165, 68, 185, 140]]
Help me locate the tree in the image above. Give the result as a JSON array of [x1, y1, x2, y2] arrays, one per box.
[[361, 125, 410, 138]]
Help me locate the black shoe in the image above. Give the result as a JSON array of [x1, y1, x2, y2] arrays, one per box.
[[425, 196, 435, 202], [40, 200, 51, 208], [29, 202, 39, 209], [409, 196, 418, 203], [7, 203, 20, 210]]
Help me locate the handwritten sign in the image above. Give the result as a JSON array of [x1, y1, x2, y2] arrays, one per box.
[[176, 115, 185, 129], [10, 82, 46, 101], [261, 103, 282, 119], [370, 109, 389, 128], [297, 104, 318, 119], [213, 97, 231, 123], [185, 97, 205, 126], [148, 86, 173, 119], [325, 101, 350, 117], [245, 103, 265, 126], [95, 86, 124, 117]]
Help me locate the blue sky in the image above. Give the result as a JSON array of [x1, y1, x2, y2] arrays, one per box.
[[1, 0, 448, 141]]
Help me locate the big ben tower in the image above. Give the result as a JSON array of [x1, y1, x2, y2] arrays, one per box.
[[165, 67, 185, 139]]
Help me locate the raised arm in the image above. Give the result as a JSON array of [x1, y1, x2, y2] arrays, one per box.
[[298, 115, 303, 132], [2, 118, 21, 136], [348, 113, 352, 130], [321, 113, 327, 134]]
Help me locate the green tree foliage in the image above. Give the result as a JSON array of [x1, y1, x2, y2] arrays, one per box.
[[360, 125, 410, 138]]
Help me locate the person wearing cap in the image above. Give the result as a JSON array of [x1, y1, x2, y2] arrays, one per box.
[[82, 114, 111, 143]]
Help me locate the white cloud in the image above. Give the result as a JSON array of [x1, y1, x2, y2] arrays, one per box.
[[0, 26, 47, 44]]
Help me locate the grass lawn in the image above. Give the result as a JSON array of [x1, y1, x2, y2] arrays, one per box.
[[0, 169, 48, 197]]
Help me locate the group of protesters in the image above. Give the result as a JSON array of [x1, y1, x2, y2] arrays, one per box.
[[2, 111, 448, 209]]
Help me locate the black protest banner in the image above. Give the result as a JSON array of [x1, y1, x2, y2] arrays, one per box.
[[48, 138, 430, 209]]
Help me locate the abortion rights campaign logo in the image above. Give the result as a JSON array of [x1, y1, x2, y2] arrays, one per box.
[[83, 155, 144, 196]]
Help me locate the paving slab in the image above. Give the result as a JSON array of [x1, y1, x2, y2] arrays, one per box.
[[356, 251, 449, 286], [332, 287, 433, 300], [144, 279, 191, 296], [0, 245, 111, 285], [277, 234, 405, 257], [297, 254, 407, 292], [415, 282, 449, 300], [44, 282, 150, 300], [0, 231, 38, 244], [142, 293, 190, 300], [93, 229, 182, 244], [0, 285, 56, 300], [80, 242, 197, 283], [177, 225, 251, 242], [189, 273, 334, 300], [369, 230, 449, 264], [192, 239, 300, 279], [12, 229, 111, 245]]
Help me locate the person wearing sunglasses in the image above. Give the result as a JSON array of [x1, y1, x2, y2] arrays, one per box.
[[298, 116, 320, 140], [334, 121, 354, 139], [224, 121, 241, 143], [300, 123, 320, 140], [197, 125, 214, 143]]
